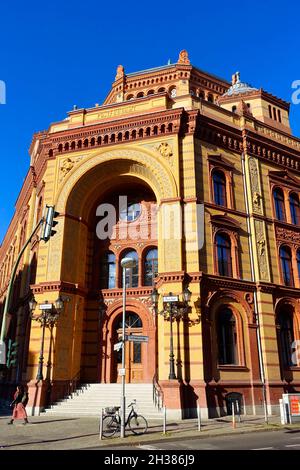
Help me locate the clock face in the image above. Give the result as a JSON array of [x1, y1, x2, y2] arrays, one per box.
[[119, 202, 141, 222], [170, 88, 177, 98]]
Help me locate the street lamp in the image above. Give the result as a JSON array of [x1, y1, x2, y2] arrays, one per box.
[[120, 257, 136, 438], [151, 287, 192, 380], [29, 295, 69, 381]]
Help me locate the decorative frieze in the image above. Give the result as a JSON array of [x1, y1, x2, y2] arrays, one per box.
[[248, 157, 263, 214], [275, 226, 300, 245], [254, 219, 269, 281]]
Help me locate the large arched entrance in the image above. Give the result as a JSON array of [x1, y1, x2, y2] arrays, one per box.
[[50, 147, 177, 387]]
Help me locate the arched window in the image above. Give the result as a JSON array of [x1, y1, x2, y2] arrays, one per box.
[[278, 309, 295, 367], [273, 188, 286, 221], [278, 109, 282, 123], [289, 192, 300, 225], [100, 251, 116, 289], [144, 248, 158, 286], [216, 232, 232, 277], [120, 250, 139, 288], [217, 308, 238, 365], [268, 104, 272, 119], [297, 250, 300, 282], [207, 94, 214, 103], [280, 246, 294, 286], [117, 312, 142, 329], [212, 170, 227, 207]]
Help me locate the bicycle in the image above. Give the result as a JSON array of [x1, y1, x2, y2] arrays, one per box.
[[101, 400, 148, 437]]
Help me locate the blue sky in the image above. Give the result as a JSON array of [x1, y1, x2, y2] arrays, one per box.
[[1, 0, 300, 243]]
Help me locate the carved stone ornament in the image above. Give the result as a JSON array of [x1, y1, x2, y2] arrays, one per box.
[[254, 219, 269, 281], [177, 49, 190, 65], [276, 226, 300, 245], [248, 157, 263, 214], [156, 142, 173, 159], [60, 157, 81, 180], [115, 65, 124, 81]]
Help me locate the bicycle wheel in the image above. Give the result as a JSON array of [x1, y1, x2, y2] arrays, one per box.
[[102, 415, 119, 437], [128, 414, 148, 435]]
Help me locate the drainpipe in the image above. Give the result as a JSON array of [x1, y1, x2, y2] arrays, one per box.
[[241, 150, 268, 423]]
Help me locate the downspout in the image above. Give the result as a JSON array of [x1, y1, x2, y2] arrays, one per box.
[[241, 150, 269, 423]]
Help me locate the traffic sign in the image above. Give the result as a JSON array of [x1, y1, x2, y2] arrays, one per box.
[[114, 342, 123, 351], [163, 295, 179, 303], [126, 335, 149, 343], [39, 303, 52, 310]]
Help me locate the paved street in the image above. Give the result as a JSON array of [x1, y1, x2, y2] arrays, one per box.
[[0, 413, 300, 450], [100, 429, 300, 451]]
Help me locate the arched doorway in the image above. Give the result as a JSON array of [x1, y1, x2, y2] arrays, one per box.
[[112, 312, 144, 383]]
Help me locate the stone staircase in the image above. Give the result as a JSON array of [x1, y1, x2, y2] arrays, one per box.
[[43, 383, 163, 420]]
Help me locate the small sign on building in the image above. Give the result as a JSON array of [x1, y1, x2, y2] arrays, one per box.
[[118, 368, 126, 376], [163, 295, 179, 303], [39, 303, 52, 310], [114, 342, 123, 352], [126, 335, 149, 343]]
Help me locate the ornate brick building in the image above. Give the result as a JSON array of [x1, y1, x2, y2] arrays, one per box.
[[1, 50, 300, 418]]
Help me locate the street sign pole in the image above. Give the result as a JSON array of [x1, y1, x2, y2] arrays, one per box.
[[121, 265, 126, 439]]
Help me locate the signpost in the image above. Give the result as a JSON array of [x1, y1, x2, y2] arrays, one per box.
[[39, 303, 52, 310], [126, 335, 149, 343], [282, 393, 300, 423], [114, 342, 123, 352], [163, 295, 179, 303]]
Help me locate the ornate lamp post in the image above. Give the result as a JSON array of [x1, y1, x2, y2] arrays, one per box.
[[151, 287, 192, 380], [29, 295, 68, 381]]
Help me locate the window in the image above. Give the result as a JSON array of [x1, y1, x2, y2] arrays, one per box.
[[144, 248, 158, 286], [268, 105, 272, 119], [297, 250, 300, 281], [217, 308, 238, 365], [278, 309, 295, 367], [212, 170, 227, 207], [273, 188, 286, 221], [100, 251, 116, 289], [278, 109, 282, 123], [289, 193, 300, 225], [280, 246, 294, 286], [117, 312, 142, 329], [232, 106, 237, 113], [216, 232, 232, 277], [121, 250, 138, 287]]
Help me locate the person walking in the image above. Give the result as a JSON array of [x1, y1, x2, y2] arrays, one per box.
[[7, 384, 29, 425]]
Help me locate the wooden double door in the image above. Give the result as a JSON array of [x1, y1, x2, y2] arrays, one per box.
[[113, 312, 144, 383]]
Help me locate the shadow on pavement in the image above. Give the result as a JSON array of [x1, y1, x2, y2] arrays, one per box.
[[30, 418, 80, 424], [1, 432, 99, 448]]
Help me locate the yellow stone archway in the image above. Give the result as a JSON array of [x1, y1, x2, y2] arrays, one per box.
[[44, 145, 179, 282]]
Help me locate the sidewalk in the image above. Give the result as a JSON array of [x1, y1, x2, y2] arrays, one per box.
[[1, 413, 298, 450]]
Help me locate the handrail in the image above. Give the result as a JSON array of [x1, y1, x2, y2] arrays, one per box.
[[67, 369, 81, 397], [152, 373, 164, 410]]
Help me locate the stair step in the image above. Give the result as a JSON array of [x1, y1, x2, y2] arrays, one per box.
[[44, 383, 162, 419]]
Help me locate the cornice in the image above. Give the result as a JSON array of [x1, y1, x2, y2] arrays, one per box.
[[30, 281, 88, 297]]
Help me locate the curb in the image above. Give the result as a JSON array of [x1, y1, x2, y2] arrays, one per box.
[[98, 423, 299, 448]]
